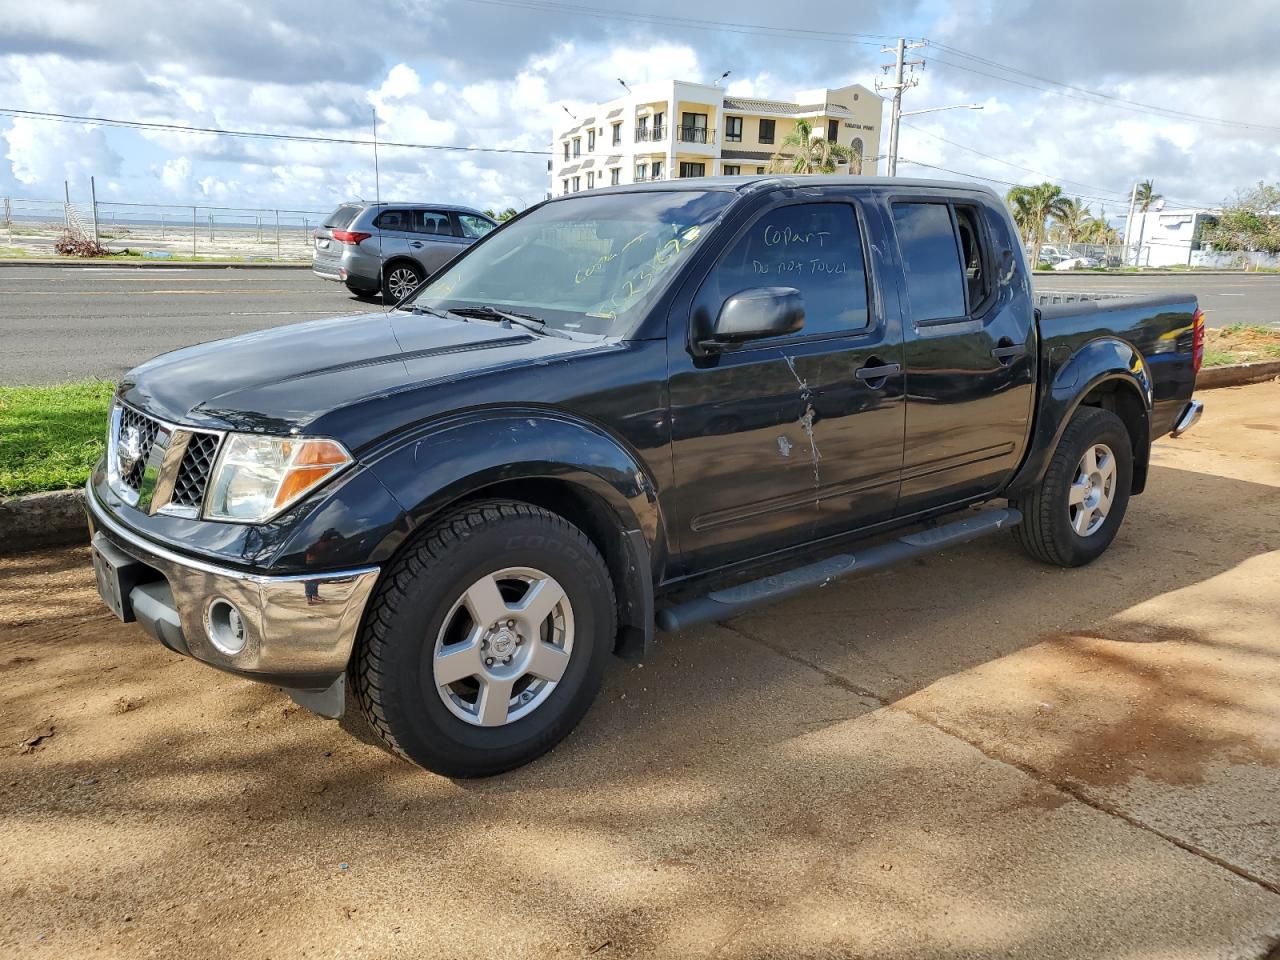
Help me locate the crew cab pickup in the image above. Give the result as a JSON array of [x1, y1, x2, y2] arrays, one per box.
[[86, 177, 1205, 776]]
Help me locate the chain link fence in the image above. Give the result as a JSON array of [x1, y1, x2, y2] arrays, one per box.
[[1, 195, 330, 261]]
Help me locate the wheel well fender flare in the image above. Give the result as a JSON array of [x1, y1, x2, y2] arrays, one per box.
[[362, 409, 664, 655], [1007, 338, 1153, 495]]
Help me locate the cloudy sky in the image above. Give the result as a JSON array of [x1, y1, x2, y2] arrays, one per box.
[[1, 0, 1277, 220]]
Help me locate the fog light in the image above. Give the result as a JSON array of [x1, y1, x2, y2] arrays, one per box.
[[206, 598, 247, 655]]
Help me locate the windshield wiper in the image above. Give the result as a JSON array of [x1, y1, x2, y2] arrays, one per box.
[[404, 303, 452, 319], [446, 304, 572, 339]]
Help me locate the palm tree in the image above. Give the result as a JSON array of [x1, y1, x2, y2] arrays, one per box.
[[1136, 179, 1162, 212], [766, 119, 854, 174], [1006, 182, 1070, 265], [1052, 197, 1093, 244]]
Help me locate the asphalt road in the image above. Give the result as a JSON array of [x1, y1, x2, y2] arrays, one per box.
[[1, 264, 1278, 384], [2, 381, 1278, 958]]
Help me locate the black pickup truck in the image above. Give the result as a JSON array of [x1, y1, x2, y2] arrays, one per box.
[[87, 176, 1205, 776]]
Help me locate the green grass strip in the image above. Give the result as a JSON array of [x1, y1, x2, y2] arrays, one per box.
[[0, 380, 115, 497]]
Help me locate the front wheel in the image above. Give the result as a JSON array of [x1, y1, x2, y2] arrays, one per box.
[[353, 500, 616, 777], [1011, 406, 1133, 567]]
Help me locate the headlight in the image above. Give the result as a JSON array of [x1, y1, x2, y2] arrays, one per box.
[[205, 434, 352, 523]]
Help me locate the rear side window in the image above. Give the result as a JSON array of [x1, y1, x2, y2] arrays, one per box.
[[374, 208, 411, 231], [415, 210, 454, 236], [891, 202, 966, 322], [700, 202, 871, 337], [324, 204, 361, 229]]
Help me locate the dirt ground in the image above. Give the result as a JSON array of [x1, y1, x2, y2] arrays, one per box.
[[2, 382, 1278, 960]]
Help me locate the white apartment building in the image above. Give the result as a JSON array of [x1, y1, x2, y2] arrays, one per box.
[[551, 79, 883, 196]]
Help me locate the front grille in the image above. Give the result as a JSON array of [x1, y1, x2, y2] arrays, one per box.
[[115, 406, 161, 491], [172, 432, 222, 508]]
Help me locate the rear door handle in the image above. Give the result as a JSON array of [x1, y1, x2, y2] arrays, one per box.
[[409, 241, 424, 248], [991, 343, 1026, 360], [854, 362, 901, 382]]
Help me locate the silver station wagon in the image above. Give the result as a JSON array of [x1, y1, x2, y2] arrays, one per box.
[[312, 201, 498, 301]]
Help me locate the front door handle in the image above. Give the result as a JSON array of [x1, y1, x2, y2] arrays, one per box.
[[409, 241, 424, 248], [991, 342, 1026, 361], [854, 361, 902, 383]]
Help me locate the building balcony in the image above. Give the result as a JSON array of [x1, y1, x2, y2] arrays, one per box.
[[677, 126, 714, 144], [634, 124, 667, 142]]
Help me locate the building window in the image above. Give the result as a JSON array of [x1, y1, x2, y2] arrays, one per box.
[[827, 119, 839, 142], [610, 167, 620, 185], [756, 166, 766, 174], [679, 161, 706, 178], [572, 176, 580, 192], [562, 179, 569, 195], [587, 170, 595, 188], [587, 129, 595, 151], [611, 122, 621, 146], [759, 118, 775, 144], [722, 164, 741, 175], [573, 138, 581, 157], [563, 142, 570, 161], [725, 116, 743, 142], [652, 160, 663, 179], [680, 112, 709, 143], [635, 161, 648, 181], [653, 111, 665, 138]]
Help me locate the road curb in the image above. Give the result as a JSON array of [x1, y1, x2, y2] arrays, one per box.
[[1031, 270, 1276, 276], [0, 489, 86, 554], [0, 259, 310, 270], [1197, 359, 1280, 390]]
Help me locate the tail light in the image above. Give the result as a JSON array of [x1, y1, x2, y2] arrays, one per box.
[[1191, 307, 1205, 375], [331, 229, 371, 245]]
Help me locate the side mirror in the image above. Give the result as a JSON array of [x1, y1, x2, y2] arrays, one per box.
[[700, 286, 804, 352]]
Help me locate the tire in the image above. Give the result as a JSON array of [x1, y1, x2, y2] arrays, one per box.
[[345, 281, 379, 301], [353, 499, 616, 777], [1011, 406, 1133, 567], [381, 261, 424, 304]]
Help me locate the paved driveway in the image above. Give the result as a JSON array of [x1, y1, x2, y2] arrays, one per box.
[[1, 382, 1278, 959]]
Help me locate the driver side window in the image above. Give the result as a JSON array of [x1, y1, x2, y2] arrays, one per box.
[[698, 202, 870, 339]]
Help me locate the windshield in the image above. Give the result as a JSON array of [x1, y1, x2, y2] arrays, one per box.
[[408, 190, 733, 337]]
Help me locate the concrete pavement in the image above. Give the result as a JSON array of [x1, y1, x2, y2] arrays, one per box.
[[1, 381, 1277, 958], [2, 264, 1279, 384]]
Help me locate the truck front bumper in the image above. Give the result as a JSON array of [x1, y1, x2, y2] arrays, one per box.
[[85, 487, 380, 717]]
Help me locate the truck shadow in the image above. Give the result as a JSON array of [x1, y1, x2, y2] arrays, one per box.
[[1, 461, 1277, 957]]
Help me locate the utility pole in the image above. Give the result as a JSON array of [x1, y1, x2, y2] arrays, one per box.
[[1123, 182, 1139, 266], [877, 38, 925, 177]]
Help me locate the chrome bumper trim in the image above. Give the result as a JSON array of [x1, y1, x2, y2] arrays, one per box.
[[1172, 398, 1203, 438], [87, 485, 380, 687]]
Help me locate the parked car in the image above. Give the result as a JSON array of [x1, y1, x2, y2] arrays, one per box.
[[1054, 255, 1102, 270], [87, 177, 1205, 777], [312, 201, 497, 301]]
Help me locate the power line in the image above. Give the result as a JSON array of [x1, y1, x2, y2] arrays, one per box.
[[925, 43, 1280, 134], [457, 0, 903, 46], [0, 107, 552, 155]]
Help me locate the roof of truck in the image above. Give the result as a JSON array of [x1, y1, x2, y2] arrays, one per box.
[[579, 175, 1001, 199]]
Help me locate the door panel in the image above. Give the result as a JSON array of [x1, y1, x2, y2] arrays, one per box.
[[667, 197, 905, 576], [412, 209, 468, 274], [891, 197, 1036, 513]]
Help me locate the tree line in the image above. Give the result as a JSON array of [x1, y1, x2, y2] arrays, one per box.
[[1005, 180, 1160, 265]]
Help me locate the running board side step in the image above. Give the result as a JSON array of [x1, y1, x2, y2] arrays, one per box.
[[655, 507, 1021, 633]]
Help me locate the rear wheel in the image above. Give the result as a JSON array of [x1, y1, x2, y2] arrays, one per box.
[[1011, 406, 1133, 567], [381, 262, 424, 304], [353, 500, 616, 777]]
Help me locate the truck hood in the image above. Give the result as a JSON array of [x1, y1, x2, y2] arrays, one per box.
[[118, 310, 604, 445]]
